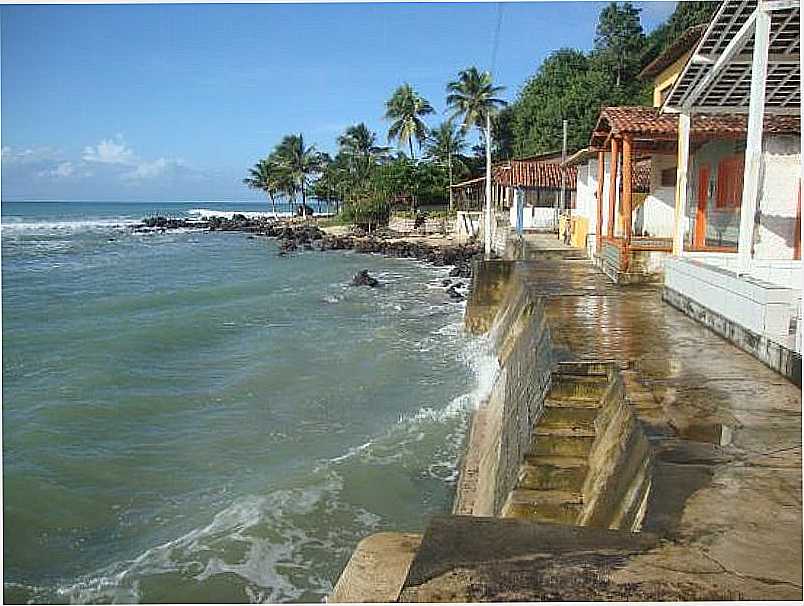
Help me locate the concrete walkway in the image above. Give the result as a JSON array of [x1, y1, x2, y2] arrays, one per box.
[[406, 247, 802, 601]]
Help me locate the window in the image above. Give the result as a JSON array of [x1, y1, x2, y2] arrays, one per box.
[[716, 155, 744, 209], [660, 167, 676, 187]]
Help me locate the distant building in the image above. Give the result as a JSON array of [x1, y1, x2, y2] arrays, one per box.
[[450, 159, 576, 232]]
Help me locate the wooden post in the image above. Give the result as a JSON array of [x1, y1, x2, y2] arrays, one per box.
[[737, 7, 770, 274], [622, 135, 633, 271], [608, 137, 619, 239], [596, 150, 605, 253], [673, 112, 691, 255]]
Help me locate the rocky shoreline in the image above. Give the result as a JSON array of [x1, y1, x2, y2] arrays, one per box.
[[134, 215, 483, 283]]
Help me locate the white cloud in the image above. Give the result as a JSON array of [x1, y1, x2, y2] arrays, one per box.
[[82, 137, 135, 165], [37, 161, 76, 178], [124, 157, 176, 180], [1, 145, 59, 164]]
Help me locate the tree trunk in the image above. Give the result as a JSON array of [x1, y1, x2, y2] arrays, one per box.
[[301, 178, 307, 219], [268, 192, 277, 216], [408, 137, 415, 160]]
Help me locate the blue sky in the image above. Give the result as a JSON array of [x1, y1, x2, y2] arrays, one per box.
[[1, 1, 676, 202]]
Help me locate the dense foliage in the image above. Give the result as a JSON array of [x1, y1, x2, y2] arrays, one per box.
[[503, 1, 718, 158]]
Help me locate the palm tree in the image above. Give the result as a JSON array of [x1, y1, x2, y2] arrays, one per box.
[[446, 67, 506, 256], [243, 158, 282, 215], [425, 121, 467, 211], [384, 84, 435, 160], [337, 123, 389, 181], [274, 133, 325, 218]]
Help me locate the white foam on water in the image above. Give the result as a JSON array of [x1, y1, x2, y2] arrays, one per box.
[[187, 208, 334, 220], [1, 218, 141, 233], [51, 470, 376, 604], [187, 208, 291, 220]]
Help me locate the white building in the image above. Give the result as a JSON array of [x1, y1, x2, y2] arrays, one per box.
[[660, 0, 801, 383]]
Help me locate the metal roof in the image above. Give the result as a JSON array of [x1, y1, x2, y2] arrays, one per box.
[[663, 0, 800, 114]]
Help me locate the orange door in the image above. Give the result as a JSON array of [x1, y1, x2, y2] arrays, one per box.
[[694, 164, 710, 249]]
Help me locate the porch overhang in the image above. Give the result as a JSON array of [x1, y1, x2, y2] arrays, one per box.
[[662, 0, 800, 116]]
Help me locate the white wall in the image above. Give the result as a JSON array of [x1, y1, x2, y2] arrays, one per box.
[[509, 206, 555, 229], [572, 157, 609, 237], [665, 257, 800, 353], [636, 155, 677, 238], [756, 135, 801, 261]]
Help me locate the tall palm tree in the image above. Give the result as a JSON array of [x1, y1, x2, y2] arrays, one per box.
[[337, 123, 389, 180], [446, 67, 506, 256], [384, 84, 435, 160], [274, 133, 325, 218], [243, 158, 282, 215], [425, 121, 468, 211]]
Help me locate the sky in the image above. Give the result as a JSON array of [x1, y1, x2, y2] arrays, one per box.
[[1, 1, 676, 202]]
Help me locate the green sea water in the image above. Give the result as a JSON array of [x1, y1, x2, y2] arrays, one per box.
[[2, 202, 496, 603]]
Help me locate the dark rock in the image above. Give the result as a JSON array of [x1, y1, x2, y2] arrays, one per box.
[[441, 279, 452, 287], [446, 285, 465, 301], [351, 269, 380, 288]]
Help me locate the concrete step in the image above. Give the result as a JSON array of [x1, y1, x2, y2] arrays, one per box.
[[529, 428, 596, 457], [544, 395, 601, 409], [539, 405, 599, 431], [517, 457, 588, 491], [550, 375, 609, 401], [501, 489, 584, 523]]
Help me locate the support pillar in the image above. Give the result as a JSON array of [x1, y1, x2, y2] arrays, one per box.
[[673, 112, 691, 255], [622, 135, 634, 272], [596, 150, 605, 253], [608, 137, 619, 239], [515, 187, 524, 236], [737, 7, 770, 274]]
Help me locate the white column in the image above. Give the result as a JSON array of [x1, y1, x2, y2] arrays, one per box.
[[673, 111, 692, 255], [737, 8, 771, 274]]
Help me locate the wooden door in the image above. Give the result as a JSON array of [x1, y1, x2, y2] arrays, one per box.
[[694, 164, 710, 249]]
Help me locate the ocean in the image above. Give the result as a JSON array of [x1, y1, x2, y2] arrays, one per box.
[[1, 201, 496, 603]]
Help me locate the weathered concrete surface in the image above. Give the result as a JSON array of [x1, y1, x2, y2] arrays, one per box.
[[330, 532, 422, 602], [404, 236, 802, 601]]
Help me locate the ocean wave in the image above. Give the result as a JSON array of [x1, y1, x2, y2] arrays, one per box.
[[324, 330, 498, 469], [1, 218, 141, 233], [40, 470, 377, 604]]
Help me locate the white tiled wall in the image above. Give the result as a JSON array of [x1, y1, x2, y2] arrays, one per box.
[[665, 257, 800, 352]]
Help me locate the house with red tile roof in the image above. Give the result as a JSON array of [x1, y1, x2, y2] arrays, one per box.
[[658, 0, 800, 380], [451, 159, 576, 234]]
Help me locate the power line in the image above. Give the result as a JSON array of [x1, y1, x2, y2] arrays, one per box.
[[490, 2, 504, 77]]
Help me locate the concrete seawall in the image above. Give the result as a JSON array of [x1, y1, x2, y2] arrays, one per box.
[[332, 243, 802, 602]]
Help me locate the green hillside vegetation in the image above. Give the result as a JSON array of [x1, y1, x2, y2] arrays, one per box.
[[502, 1, 718, 157]]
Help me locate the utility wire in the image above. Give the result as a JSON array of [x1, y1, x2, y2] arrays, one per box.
[[490, 2, 504, 77]]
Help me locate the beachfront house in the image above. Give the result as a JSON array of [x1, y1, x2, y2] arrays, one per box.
[[451, 158, 576, 238], [659, 0, 801, 381], [562, 26, 706, 278], [564, 147, 650, 258]]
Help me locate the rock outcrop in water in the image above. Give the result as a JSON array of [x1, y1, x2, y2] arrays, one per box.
[[132, 216, 483, 282], [351, 270, 380, 288]]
